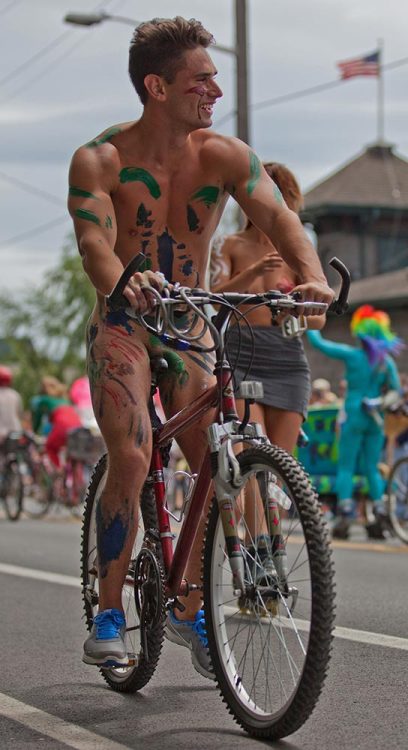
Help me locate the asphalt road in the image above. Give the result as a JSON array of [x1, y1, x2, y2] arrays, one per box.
[[0, 510, 407, 750]]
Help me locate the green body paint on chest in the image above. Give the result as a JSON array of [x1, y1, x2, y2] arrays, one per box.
[[119, 167, 161, 199], [69, 186, 99, 200], [191, 186, 220, 208], [86, 127, 122, 148], [75, 208, 100, 226], [105, 215, 113, 229], [247, 152, 261, 196]]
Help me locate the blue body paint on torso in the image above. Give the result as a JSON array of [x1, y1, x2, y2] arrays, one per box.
[[157, 229, 176, 282], [106, 309, 133, 334]]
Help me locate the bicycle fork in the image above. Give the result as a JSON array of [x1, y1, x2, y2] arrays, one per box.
[[208, 422, 289, 597]]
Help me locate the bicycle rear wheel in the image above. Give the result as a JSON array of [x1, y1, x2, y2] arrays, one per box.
[[2, 461, 24, 521], [24, 461, 53, 518], [66, 459, 87, 517], [203, 443, 335, 740], [81, 454, 165, 692], [387, 455, 408, 544]]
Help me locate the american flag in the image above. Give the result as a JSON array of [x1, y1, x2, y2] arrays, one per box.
[[337, 51, 380, 80]]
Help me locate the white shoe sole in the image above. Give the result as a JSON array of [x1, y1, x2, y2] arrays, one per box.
[[82, 653, 129, 667]]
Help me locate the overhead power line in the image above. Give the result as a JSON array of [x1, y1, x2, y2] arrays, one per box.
[[215, 55, 408, 128], [1, 33, 93, 103], [0, 0, 23, 17], [0, 30, 72, 89], [0, 215, 70, 248], [0, 170, 65, 207], [0, 0, 122, 90]]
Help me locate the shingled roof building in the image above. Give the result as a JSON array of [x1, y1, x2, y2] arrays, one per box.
[[301, 141, 408, 380]]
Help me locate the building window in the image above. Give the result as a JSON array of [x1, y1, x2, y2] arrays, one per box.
[[377, 236, 408, 273]]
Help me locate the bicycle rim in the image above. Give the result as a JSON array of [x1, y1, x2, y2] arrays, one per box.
[[24, 463, 52, 518], [81, 454, 164, 692], [2, 462, 23, 521], [203, 444, 335, 740], [387, 456, 408, 544]]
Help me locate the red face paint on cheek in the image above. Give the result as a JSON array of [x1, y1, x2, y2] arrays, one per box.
[[185, 86, 206, 96]]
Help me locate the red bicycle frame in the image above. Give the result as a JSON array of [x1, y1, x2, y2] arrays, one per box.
[[149, 364, 237, 599]]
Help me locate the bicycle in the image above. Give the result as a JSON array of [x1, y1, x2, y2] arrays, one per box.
[[81, 253, 349, 740], [386, 453, 408, 544], [0, 431, 28, 521], [51, 427, 105, 517]]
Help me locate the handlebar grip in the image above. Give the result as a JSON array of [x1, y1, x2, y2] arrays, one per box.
[[327, 256, 350, 315], [106, 253, 149, 311]]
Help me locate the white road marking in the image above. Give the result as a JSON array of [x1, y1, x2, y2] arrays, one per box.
[[1, 562, 408, 652], [0, 562, 79, 587], [0, 692, 131, 750]]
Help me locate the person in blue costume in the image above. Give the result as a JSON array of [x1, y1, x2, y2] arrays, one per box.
[[307, 305, 403, 539]]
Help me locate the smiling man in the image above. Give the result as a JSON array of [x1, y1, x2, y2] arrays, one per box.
[[68, 16, 333, 678]]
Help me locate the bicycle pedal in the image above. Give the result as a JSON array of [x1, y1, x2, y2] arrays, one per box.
[[126, 653, 138, 667]]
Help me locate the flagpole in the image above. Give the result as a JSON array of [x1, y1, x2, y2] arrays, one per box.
[[377, 38, 384, 143]]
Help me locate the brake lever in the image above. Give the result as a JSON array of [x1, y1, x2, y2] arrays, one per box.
[[328, 257, 350, 315], [106, 253, 150, 311]]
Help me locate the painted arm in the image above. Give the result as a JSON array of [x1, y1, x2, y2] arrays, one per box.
[[68, 145, 122, 296], [217, 139, 333, 307], [68, 145, 165, 310], [306, 330, 355, 361]]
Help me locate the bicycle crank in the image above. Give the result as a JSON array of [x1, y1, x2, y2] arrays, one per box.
[[134, 546, 165, 661]]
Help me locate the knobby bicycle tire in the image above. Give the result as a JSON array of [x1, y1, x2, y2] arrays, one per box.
[[387, 455, 408, 544], [202, 443, 335, 740], [81, 454, 165, 692], [2, 461, 24, 521]]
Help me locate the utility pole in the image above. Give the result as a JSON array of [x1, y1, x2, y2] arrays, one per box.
[[235, 0, 250, 144]]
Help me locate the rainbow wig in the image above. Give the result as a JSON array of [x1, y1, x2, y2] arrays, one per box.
[[350, 305, 404, 366]]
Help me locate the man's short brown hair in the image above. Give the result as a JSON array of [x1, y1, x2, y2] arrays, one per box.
[[129, 17, 214, 104]]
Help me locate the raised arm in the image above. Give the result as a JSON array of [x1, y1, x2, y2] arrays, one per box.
[[307, 330, 355, 361], [215, 138, 334, 308]]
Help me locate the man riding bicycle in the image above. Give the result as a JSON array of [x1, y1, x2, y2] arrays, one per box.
[[68, 16, 333, 677]]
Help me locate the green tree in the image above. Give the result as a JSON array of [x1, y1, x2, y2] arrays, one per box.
[[0, 234, 95, 405]]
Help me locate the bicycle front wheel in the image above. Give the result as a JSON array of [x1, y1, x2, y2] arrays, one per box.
[[81, 454, 165, 692], [387, 455, 408, 544], [2, 461, 24, 521], [203, 444, 335, 741]]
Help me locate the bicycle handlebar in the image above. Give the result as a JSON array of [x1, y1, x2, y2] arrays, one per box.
[[107, 252, 350, 315]]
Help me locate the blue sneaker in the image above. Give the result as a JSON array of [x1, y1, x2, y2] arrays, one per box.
[[83, 608, 128, 667], [165, 609, 214, 681]]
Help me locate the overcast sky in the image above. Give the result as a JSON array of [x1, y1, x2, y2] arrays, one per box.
[[1, 0, 407, 291]]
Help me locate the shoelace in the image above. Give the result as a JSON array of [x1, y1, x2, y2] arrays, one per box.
[[94, 609, 125, 639], [192, 610, 208, 647]]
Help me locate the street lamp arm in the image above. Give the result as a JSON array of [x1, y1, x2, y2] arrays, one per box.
[[212, 42, 238, 57], [64, 12, 139, 27], [64, 11, 237, 54]]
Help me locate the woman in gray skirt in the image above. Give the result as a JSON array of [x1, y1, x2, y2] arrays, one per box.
[[210, 162, 325, 454]]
